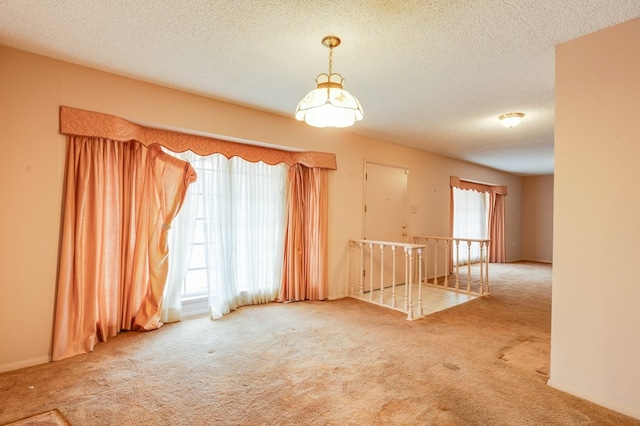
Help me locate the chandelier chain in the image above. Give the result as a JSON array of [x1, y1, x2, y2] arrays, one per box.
[[328, 46, 333, 75]]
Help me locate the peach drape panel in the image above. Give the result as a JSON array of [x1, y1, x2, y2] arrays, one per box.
[[450, 176, 507, 263], [488, 192, 506, 263], [279, 165, 329, 302], [52, 136, 195, 361]]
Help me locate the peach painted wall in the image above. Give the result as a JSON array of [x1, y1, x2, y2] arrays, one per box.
[[0, 45, 523, 372], [521, 175, 553, 263], [551, 18, 640, 419]]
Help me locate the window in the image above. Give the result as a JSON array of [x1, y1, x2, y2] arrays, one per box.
[[452, 187, 489, 265], [166, 150, 287, 317]]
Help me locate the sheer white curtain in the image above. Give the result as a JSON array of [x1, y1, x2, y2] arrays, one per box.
[[162, 150, 200, 323], [452, 187, 489, 265], [164, 151, 287, 320]]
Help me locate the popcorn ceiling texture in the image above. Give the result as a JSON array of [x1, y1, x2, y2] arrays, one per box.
[[0, 1, 638, 174]]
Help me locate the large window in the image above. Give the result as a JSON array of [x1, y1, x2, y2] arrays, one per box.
[[452, 187, 489, 265], [166, 150, 287, 318]]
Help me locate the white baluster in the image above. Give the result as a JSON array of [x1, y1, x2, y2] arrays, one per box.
[[466, 240, 472, 293], [484, 241, 490, 295], [433, 239, 439, 286], [418, 248, 423, 316], [368, 242, 374, 300], [478, 241, 483, 294], [358, 242, 364, 295], [349, 241, 354, 296], [379, 244, 385, 304], [443, 239, 449, 288], [413, 241, 419, 284], [455, 239, 460, 291], [391, 245, 397, 308], [423, 238, 428, 286], [407, 247, 414, 320], [404, 247, 409, 312]]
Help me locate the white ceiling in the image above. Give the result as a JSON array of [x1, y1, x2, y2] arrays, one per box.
[[1, 1, 639, 175]]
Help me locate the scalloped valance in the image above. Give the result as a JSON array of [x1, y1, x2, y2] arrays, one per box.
[[450, 176, 507, 195], [59, 106, 337, 170]]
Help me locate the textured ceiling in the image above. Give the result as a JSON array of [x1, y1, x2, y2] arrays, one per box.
[[1, 1, 639, 175]]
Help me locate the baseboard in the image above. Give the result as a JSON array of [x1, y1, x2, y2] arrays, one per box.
[[547, 378, 640, 421], [0, 355, 50, 373], [328, 293, 348, 301], [518, 258, 552, 264]]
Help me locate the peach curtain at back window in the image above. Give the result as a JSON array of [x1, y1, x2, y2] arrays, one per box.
[[280, 164, 329, 302], [52, 136, 196, 361], [488, 192, 506, 263]]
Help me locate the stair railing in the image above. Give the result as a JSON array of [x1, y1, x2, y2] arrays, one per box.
[[349, 239, 425, 320], [412, 236, 490, 295]]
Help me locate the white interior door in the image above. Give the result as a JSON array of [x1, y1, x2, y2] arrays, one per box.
[[362, 162, 409, 290], [364, 162, 409, 242]]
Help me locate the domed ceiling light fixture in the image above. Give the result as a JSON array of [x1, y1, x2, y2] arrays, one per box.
[[295, 35, 364, 128], [499, 112, 525, 128]]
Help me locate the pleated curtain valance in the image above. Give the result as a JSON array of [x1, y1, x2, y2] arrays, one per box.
[[450, 176, 507, 195], [59, 106, 337, 170]]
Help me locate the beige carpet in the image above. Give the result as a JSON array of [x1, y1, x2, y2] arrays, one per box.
[[3, 409, 70, 425], [1, 262, 638, 425]]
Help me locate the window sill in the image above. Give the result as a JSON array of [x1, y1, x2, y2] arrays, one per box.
[[181, 295, 208, 318]]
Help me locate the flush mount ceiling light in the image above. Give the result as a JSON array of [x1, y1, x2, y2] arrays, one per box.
[[295, 35, 364, 128], [499, 112, 525, 128]]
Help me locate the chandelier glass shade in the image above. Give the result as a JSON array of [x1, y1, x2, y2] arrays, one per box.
[[295, 36, 364, 128]]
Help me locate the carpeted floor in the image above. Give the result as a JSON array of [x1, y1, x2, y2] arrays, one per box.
[[3, 409, 70, 425], [1, 262, 638, 425]]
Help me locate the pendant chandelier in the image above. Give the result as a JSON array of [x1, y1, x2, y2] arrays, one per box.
[[499, 112, 525, 128], [295, 35, 364, 128]]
